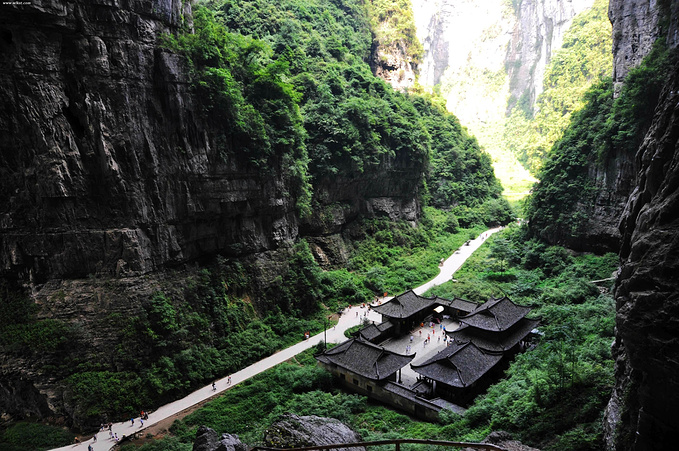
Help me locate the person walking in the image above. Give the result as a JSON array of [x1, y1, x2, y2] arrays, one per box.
[[212, 381, 216, 391]]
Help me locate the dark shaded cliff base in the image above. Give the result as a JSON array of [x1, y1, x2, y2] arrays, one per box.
[[605, 57, 679, 450]]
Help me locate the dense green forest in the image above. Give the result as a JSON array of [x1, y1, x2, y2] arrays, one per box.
[[505, 0, 612, 174], [166, 0, 507, 212]]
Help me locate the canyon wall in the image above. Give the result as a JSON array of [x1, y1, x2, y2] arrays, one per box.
[[413, 0, 593, 122], [578, 0, 679, 253], [0, 0, 422, 282], [506, 0, 595, 113], [0, 0, 423, 424], [605, 0, 679, 449]]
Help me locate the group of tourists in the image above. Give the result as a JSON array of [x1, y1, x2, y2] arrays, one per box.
[[409, 321, 452, 350]]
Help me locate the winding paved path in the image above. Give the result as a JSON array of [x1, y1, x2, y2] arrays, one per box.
[[52, 227, 501, 451]]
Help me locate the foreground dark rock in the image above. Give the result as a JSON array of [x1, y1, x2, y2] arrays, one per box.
[[263, 413, 365, 451], [477, 431, 540, 451], [601, 2, 679, 449], [193, 425, 248, 451]]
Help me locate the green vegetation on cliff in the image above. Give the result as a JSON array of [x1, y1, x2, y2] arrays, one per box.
[[173, 0, 504, 212], [0, 0, 511, 440], [506, 0, 613, 173], [526, 40, 676, 244], [368, 0, 423, 63]]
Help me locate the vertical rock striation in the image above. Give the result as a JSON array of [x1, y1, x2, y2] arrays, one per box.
[[0, 0, 425, 425], [604, 1, 679, 448], [505, 0, 595, 114], [606, 57, 679, 451], [0, 0, 298, 282], [0, 0, 423, 283], [413, 0, 593, 116]]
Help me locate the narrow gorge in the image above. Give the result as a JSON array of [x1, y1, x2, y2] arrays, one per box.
[[0, 0, 678, 450]]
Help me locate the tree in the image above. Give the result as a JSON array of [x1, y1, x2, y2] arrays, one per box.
[[489, 237, 514, 273]]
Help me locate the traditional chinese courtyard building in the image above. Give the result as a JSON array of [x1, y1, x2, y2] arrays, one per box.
[[410, 341, 503, 404], [355, 320, 394, 343], [371, 290, 435, 335], [412, 296, 539, 404], [317, 293, 539, 418], [448, 296, 539, 354], [315, 338, 446, 421], [315, 337, 413, 386], [431, 296, 479, 318]]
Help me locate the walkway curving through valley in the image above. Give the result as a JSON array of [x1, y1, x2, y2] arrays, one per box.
[[52, 227, 502, 451]]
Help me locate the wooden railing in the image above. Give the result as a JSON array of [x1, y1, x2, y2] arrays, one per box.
[[251, 438, 506, 451]]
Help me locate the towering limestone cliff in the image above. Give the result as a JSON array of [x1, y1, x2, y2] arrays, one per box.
[[0, 0, 428, 426], [412, 0, 594, 193], [526, 0, 679, 447], [603, 1, 679, 449], [0, 0, 423, 284]]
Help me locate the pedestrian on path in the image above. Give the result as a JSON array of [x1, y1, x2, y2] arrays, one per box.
[[92, 433, 97, 442], [228, 375, 232, 384], [140, 418, 144, 427], [212, 381, 216, 391], [130, 417, 134, 426]]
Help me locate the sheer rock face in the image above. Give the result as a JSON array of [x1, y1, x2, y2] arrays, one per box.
[[602, 2, 679, 449], [0, 0, 423, 425], [609, 0, 664, 86], [505, 0, 595, 113], [370, 39, 418, 91], [604, 59, 679, 450], [263, 414, 365, 451], [0, 0, 423, 284], [0, 0, 299, 282], [560, 0, 679, 254], [413, 0, 592, 113]]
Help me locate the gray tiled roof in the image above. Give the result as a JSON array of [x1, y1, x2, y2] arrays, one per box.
[[411, 342, 502, 388], [433, 296, 479, 313], [316, 338, 415, 381], [449, 317, 540, 352], [358, 321, 394, 341], [372, 290, 435, 319], [459, 297, 531, 332]]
